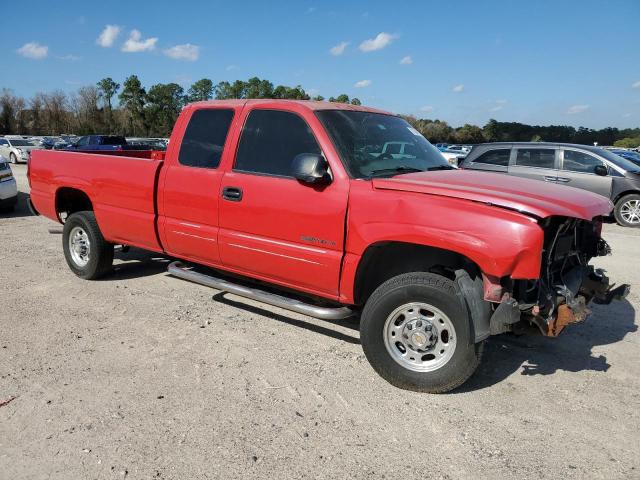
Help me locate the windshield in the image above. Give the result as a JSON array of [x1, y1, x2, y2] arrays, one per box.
[[316, 110, 451, 178], [10, 139, 32, 146]]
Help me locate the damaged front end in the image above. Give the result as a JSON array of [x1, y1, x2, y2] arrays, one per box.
[[490, 216, 630, 337]]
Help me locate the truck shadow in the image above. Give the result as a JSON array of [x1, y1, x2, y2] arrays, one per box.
[[105, 248, 172, 280], [457, 299, 637, 392], [0, 192, 34, 219], [212, 292, 361, 345]]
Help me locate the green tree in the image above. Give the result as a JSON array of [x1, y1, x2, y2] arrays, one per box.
[[454, 124, 485, 144], [118, 75, 147, 136], [187, 78, 214, 102], [145, 83, 185, 136], [350, 98, 362, 105], [97, 77, 120, 133], [614, 137, 640, 148]]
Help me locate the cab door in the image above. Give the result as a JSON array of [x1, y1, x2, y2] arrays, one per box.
[[558, 148, 612, 198], [160, 107, 236, 265], [217, 107, 349, 297], [509, 147, 559, 184]]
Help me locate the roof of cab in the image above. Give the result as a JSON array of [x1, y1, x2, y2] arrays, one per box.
[[187, 99, 394, 115]]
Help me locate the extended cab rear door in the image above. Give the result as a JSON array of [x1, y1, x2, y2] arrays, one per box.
[[159, 106, 237, 265], [217, 105, 349, 298]]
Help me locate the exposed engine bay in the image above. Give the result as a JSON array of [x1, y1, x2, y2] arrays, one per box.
[[492, 216, 630, 337]]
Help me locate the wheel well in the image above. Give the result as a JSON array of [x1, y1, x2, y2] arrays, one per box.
[[353, 242, 481, 305], [613, 190, 640, 205], [56, 187, 93, 220]]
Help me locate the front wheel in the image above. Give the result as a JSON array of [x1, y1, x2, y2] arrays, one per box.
[[62, 211, 114, 279], [614, 194, 640, 227], [9, 153, 17, 164], [360, 272, 483, 393]]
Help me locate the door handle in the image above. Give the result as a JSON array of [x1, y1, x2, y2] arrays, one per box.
[[556, 177, 571, 183], [222, 186, 243, 201], [544, 176, 557, 182]]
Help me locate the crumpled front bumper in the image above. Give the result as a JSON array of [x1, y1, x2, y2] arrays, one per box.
[[538, 267, 629, 337], [488, 266, 630, 337]]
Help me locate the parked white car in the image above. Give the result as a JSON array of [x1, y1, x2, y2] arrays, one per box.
[[440, 150, 464, 166], [0, 137, 41, 164], [0, 155, 18, 212]]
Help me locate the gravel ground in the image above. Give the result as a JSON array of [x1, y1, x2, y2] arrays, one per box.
[[1, 163, 639, 479]]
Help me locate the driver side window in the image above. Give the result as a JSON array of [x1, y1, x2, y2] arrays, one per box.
[[234, 110, 321, 178], [562, 150, 605, 174]]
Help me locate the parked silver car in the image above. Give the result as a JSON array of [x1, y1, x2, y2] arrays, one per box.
[[0, 155, 18, 212], [461, 142, 640, 227], [0, 137, 41, 164]]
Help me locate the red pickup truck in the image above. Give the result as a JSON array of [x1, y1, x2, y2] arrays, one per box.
[[28, 100, 628, 392]]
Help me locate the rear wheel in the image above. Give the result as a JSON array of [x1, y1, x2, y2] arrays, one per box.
[[614, 194, 640, 227], [360, 272, 483, 393], [62, 211, 114, 279]]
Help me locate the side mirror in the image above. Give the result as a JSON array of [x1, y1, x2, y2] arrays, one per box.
[[292, 153, 331, 185], [594, 165, 608, 176]]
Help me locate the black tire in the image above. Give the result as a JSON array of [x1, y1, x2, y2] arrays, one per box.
[[614, 194, 640, 228], [360, 272, 483, 393], [9, 153, 17, 164], [62, 211, 114, 279]]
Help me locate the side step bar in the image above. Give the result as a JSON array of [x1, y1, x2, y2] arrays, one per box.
[[167, 261, 354, 321]]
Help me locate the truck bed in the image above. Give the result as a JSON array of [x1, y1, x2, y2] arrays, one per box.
[[29, 150, 165, 252]]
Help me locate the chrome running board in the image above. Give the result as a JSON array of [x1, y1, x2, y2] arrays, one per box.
[[167, 261, 354, 320]]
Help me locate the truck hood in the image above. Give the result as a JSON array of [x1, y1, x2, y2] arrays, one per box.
[[372, 170, 613, 220]]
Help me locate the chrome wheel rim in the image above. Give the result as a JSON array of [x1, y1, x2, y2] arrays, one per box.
[[620, 200, 640, 224], [383, 302, 457, 372], [69, 226, 90, 267]]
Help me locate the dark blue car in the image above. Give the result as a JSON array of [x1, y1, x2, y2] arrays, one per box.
[[66, 135, 128, 151]]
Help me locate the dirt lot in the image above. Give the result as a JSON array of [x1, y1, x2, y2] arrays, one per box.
[[1, 163, 639, 479]]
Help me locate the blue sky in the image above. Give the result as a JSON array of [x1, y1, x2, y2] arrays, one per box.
[[1, 0, 639, 129]]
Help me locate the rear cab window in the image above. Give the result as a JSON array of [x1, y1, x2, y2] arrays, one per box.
[[178, 108, 235, 169]]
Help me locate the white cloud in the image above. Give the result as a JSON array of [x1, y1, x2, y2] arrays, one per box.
[[57, 54, 81, 61], [496, 99, 507, 104], [623, 113, 632, 118], [632, 80, 640, 89], [420, 105, 434, 113], [399, 55, 412, 65], [330, 41, 349, 56], [17, 42, 48, 60], [163, 43, 199, 61], [226, 64, 238, 71], [359, 32, 397, 52], [96, 25, 121, 48], [122, 29, 158, 53], [354, 79, 372, 88], [567, 104, 589, 114], [489, 105, 503, 112], [452, 84, 464, 93]]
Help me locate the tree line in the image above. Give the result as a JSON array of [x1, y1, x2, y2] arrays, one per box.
[[0, 76, 361, 138], [402, 116, 640, 148], [0, 76, 638, 147]]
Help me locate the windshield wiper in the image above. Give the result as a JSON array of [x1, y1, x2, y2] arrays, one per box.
[[426, 165, 455, 171], [369, 166, 424, 178]]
